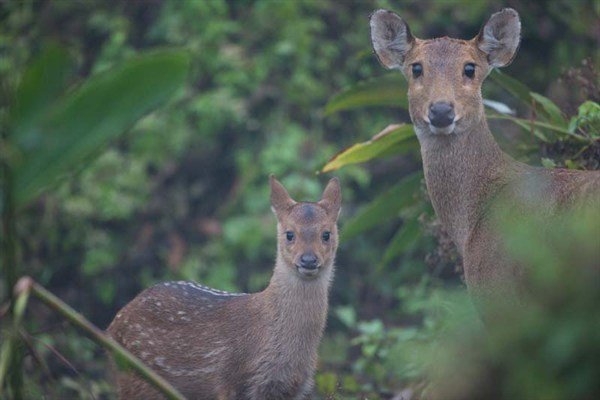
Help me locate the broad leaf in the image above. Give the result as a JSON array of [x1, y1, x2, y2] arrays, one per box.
[[379, 217, 421, 269], [324, 74, 407, 115], [530, 92, 567, 127], [322, 124, 416, 173], [12, 50, 191, 207], [489, 69, 532, 107], [10, 44, 73, 145], [341, 172, 422, 241]]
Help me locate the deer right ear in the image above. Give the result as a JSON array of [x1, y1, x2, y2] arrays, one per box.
[[370, 9, 414, 70], [270, 175, 296, 217], [477, 8, 521, 68]]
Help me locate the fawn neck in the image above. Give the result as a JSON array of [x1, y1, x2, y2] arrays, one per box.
[[418, 117, 509, 252], [265, 254, 332, 335]]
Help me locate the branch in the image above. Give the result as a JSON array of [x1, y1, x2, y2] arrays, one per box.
[[14, 277, 185, 400]]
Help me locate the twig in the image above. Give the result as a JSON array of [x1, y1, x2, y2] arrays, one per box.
[[0, 278, 29, 397], [18, 329, 60, 400], [14, 277, 185, 400]]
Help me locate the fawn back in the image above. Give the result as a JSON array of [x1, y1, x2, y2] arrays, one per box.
[[370, 9, 600, 306], [107, 176, 341, 399]]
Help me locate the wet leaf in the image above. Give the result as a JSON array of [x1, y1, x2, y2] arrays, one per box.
[[322, 124, 416, 173], [324, 74, 407, 115]]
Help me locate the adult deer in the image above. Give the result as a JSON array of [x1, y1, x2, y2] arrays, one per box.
[[369, 9, 600, 306], [108, 176, 342, 399]]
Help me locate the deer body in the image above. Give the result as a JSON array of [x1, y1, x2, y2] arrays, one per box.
[[370, 9, 600, 304], [108, 177, 342, 399]]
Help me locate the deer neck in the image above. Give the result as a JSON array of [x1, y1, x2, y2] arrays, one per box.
[[261, 256, 332, 364], [417, 117, 509, 252]]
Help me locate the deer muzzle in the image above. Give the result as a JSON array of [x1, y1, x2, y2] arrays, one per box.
[[429, 102, 455, 127]]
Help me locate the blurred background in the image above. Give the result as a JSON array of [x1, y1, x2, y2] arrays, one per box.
[[0, 0, 598, 398]]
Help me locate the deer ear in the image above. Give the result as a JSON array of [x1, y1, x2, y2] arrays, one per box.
[[319, 178, 342, 219], [477, 8, 521, 68], [370, 9, 414, 70], [270, 175, 296, 216]]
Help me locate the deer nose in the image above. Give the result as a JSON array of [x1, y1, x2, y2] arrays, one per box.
[[299, 253, 318, 270], [428, 102, 455, 128]]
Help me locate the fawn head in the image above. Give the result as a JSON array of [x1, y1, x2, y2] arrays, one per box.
[[270, 176, 341, 279], [370, 8, 521, 136]]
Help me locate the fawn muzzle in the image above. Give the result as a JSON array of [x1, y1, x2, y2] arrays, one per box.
[[296, 252, 320, 277]]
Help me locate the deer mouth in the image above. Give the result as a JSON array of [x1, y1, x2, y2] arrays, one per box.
[[422, 116, 457, 135], [295, 264, 321, 278], [429, 121, 456, 135]]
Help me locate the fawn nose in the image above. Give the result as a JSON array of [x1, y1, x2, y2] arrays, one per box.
[[299, 253, 319, 270], [428, 102, 455, 128]]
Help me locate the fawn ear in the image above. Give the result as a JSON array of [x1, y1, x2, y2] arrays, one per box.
[[270, 175, 296, 217], [319, 178, 341, 219], [477, 8, 521, 68], [370, 9, 414, 70]]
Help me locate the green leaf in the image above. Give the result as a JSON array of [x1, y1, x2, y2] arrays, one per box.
[[530, 92, 567, 127], [487, 114, 589, 143], [541, 158, 557, 169], [321, 124, 416, 173], [324, 74, 407, 115], [12, 50, 191, 207], [573, 101, 600, 138], [335, 305, 357, 328], [379, 217, 421, 269], [341, 172, 422, 241], [316, 372, 338, 394], [489, 69, 532, 107], [9, 44, 73, 144]]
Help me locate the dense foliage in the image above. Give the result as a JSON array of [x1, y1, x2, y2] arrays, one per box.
[[1, 0, 598, 398]]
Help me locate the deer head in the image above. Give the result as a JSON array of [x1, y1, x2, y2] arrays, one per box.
[[370, 8, 521, 136], [270, 176, 341, 279]]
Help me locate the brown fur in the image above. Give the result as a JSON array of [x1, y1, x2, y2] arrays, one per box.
[[370, 9, 600, 306], [107, 177, 342, 399]]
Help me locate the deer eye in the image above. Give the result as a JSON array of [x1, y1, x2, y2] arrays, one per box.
[[285, 231, 294, 242], [322, 231, 331, 242], [464, 63, 475, 79], [411, 63, 423, 78]]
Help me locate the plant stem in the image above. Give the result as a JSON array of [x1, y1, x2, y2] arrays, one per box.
[[14, 277, 186, 400], [1, 122, 23, 399]]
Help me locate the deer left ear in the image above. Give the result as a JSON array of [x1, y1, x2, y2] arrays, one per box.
[[319, 178, 342, 219], [477, 8, 521, 68]]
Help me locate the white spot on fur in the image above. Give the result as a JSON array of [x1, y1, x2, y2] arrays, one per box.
[[174, 280, 246, 297], [203, 347, 226, 359]]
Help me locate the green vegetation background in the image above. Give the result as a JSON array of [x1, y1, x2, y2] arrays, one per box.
[[1, 0, 598, 398]]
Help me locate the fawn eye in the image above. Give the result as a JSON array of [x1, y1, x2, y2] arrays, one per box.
[[285, 231, 294, 242], [464, 63, 475, 79], [412, 63, 423, 78], [322, 231, 331, 242]]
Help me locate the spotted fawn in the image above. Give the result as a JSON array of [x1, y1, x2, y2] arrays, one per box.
[[107, 176, 342, 399]]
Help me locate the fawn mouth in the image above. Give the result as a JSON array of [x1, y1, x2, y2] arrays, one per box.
[[296, 265, 321, 278]]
